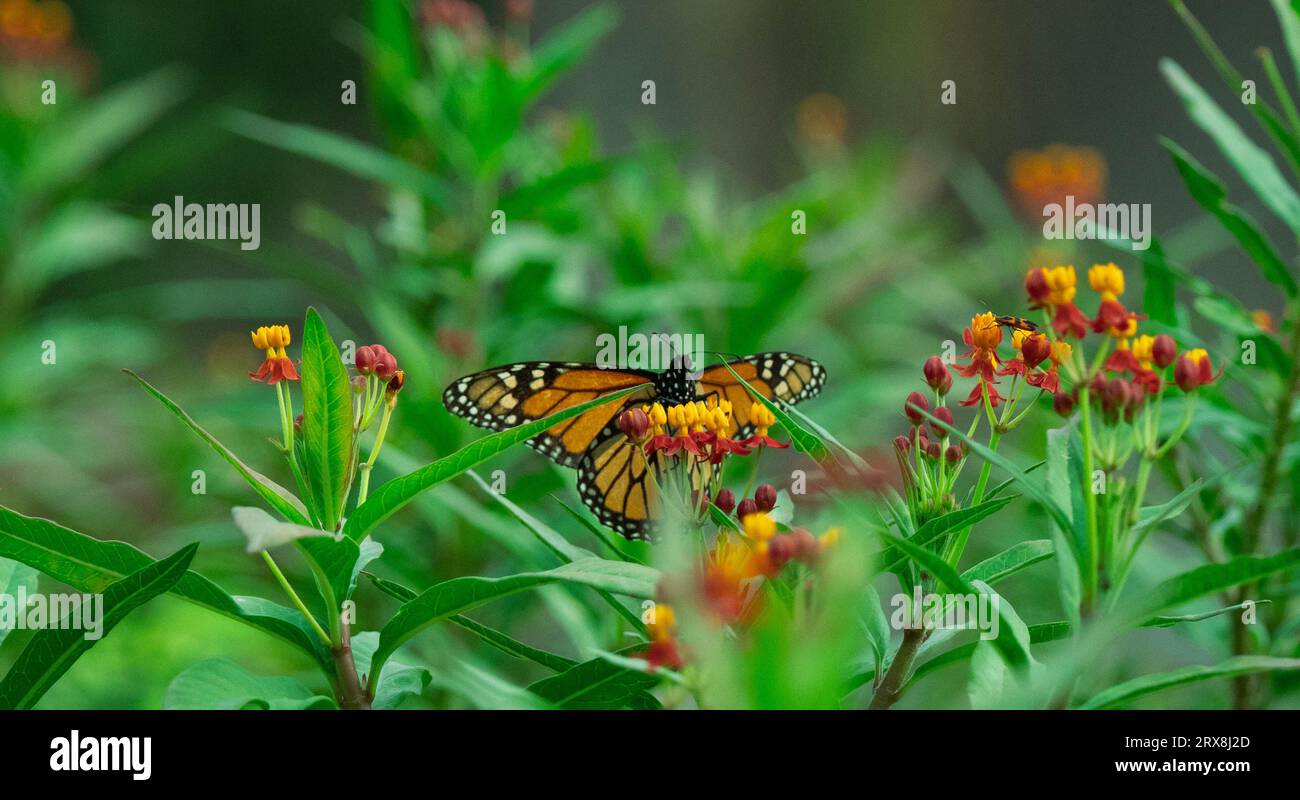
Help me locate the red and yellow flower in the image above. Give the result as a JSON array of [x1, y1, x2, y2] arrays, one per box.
[[1026, 265, 1091, 339], [248, 324, 299, 384], [956, 313, 1005, 406]]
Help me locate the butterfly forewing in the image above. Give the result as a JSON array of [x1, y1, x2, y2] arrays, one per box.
[[442, 362, 656, 466], [694, 352, 826, 438]]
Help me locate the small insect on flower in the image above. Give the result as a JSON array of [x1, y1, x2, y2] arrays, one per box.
[[994, 315, 1039, 333]]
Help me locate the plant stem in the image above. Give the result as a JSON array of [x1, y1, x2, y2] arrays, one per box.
[[357, 401, 395, 506], [260, 550, 331, 646], [945, 428, 1000, 567], [869, 626, 925, 709], [1079, 387, 1099, 612], [333, 622, 372, 710], [1232, 308, 1300, 708]]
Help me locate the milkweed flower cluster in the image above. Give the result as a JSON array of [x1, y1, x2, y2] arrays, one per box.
[[890, 261, 1214, 574]]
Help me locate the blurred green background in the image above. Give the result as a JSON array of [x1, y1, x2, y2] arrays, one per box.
[[0, 0, 1293, 708]]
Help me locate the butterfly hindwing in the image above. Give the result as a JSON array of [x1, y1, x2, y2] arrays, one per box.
[[694, 352, 826, 438], [442, 362, 656, 467]]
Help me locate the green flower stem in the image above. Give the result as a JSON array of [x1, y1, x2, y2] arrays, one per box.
[[356, 401, 395, 507], [1259, 47, 1300, 141], [1079, 386, 1099, 612], [260, 550, 331, 646], [945, 427, 1001, 568], [1152, 394, 1197, 458]]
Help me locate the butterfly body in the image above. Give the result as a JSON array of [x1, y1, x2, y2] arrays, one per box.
[[443, 352, 825, 539]]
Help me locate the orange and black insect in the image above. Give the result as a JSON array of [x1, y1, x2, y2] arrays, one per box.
[[442, 353, 825, 540], [993, 315, 1038, 333]]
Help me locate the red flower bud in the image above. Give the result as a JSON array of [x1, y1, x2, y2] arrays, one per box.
[[375, 351, 398, 380], [1025, 268, 1050, 304], [617, 407, 650, 441], [755, 483, 777, 512], [736, 498, 758, 520], [351, 375, 367, 394], [1174, 353, 1211, 392], [1152, 334, 1177, 368], [945, 445, 962, 465], [929, 406, 954, 439], [925, 441, 941, 460], [893, 435, 910, 452], [923, 357, 951, 394], [790, 528, 819, 563], [1021, 333, 1051, 368], [767, 535, 795, 569], [714, 488, 736, 514], [1052, 391, 1075, 417], [904, 391, 929, 425], [355, 346, 376, 375]]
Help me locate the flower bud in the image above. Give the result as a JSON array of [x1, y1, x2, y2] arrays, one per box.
[[1021, 333, 1052, 368], [351, 375, 367, 394], [1052, 391, 1075, 417], [755, 483, 777, 512], [893, 435, 910, 452], [714, 488, 736, 514], [355, 346, 376, 375], [293, 413, 303, 433], [375, 351, 398, 380], [945, 445, 962, 465], [767, 535, 795, 570], [617, 407, 650, 441], [735, 498, 758, 520], [1152, 334, 1177, 368], [923, 357, 951, 394], [904, 391, 929, 425], [1025, 267, 1050, 304], [925, 441, 941, 460], [1174, 352, 1207, 391], [790, 528, 819, 563], [929, 406, 954, 439]]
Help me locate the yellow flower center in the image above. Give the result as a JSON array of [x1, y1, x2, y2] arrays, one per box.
[[970, 312, 1002, 351], [1130, 334, 1155, 369], [1041, 265, 1078, 306], [1050, 340, 1072, 365], [1088, 262, 1125, 302]]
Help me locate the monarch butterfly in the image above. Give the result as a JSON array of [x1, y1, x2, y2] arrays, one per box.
[[442, 353, 826, 540]]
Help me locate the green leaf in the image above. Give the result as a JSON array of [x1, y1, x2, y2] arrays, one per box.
[[349, 632, 432, 710], [343, 382, 650, 540], [21, 68, 186, 195], [907, 621, 1071, 692], [1142, 599, 1270, 628], [300, 308, 355, 532], [360, 573, 579, 673], [1272, 0, 1300, 87], [527, 655, 660, 709], [124, 370, 310, 525], [860, 585, 891, 682], [446, 614, 578, 673], [1161, 58, 1300, 234], [1138, 238, 1178, 326], [0, 558, 38, 648], [466, 471, 646, 631], [718, 361, 830, 462], [0, 543, 197, 710], [1162, 138, 1298, 297], [367, 558, 659, 691], [1127, 548, 1300, 623], [1078, 656, 1300, 709], [522, 5, 619, 102], [231, 506, 327, 552], [296, 535, 361, 615], [877, 495, 1020, 574], [223, 110, 453, 207], [0, 505, 329, 671], [1045, 428, 1081, 630], [553, 496, 648, 564], [164, 658, 335, 710], [960, 540, 1054, 586], [878, 531, 1030, 670]]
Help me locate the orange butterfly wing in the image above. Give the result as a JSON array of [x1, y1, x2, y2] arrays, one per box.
[[694, 352, 826, 438]]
